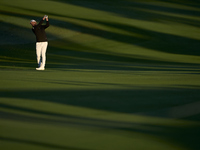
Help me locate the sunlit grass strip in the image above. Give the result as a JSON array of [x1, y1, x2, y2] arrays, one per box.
[[0, 98, 199, 126]]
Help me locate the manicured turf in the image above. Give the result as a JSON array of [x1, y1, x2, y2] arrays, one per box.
[[0, 0, 200, 150]]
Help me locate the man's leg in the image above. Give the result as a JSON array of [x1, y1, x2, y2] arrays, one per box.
[[40, 42, 48, 68], [36, 42, 42, 68]]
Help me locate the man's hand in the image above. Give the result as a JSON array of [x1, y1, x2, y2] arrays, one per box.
[[43, 15, 48, 21]]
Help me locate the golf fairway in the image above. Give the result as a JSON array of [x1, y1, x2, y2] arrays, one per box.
[[0, 0, 200, 150]]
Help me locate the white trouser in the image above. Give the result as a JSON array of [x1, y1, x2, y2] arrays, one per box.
[[36, 42, 48, 68]]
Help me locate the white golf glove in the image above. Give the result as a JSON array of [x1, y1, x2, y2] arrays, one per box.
[[44, 15, 48, 18]]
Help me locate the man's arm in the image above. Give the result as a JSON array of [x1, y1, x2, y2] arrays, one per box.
[[37, 16, 46, 27], [44, 16, 49, 29], [37, 19, 44, 27]]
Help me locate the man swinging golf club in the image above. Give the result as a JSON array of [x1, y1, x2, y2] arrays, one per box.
[[30, 15, 49, 70]]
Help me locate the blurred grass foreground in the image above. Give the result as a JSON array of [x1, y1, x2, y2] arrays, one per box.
[[0, 0, 200, 150]]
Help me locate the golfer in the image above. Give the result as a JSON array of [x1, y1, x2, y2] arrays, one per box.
[[30, 15, 49, 70]]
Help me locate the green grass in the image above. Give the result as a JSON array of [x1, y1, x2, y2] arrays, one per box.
[[0, 0, 200, 150]]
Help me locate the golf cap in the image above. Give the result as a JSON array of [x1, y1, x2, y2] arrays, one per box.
[[30, 20, 36, 23]]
